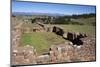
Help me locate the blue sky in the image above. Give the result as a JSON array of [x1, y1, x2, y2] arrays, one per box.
[[12, 1, 96, 15]]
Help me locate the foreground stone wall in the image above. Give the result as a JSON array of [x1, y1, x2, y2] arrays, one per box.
[[12, 45, 37, 65], [12, 37, 95, 65]]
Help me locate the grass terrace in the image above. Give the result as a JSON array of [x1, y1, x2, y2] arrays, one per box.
[[20, 32, 66, 55]]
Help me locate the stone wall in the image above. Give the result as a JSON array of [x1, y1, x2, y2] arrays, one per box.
[[12, 37, 95, 65], [52, 26, 64, 36], [12, 45, 37, 65], [52, 26, 87, 46]]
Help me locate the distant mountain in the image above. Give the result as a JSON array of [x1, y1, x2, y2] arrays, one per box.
[[12, 12, 65, 16]]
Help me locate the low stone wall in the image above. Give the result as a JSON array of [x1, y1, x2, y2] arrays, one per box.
[[12, 37, 95, 65]]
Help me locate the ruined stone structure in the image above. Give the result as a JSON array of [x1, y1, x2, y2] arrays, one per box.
[[12, 23, 37, 65], [12, 20, 95, 66], [52, 26, 64, 36], [52, 26, 87, 46], [66, 32, 87, 45]]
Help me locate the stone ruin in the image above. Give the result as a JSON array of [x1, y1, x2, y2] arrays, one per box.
[[23, 22, 51, 33], [12, 37, 95, 65], [64, 32, 87, 46], [52, 26, 87, 46], [48, 44, 76, 63], [12, 22, 95, 66], [52, 26, 64, 36], [36, 36, 95, 64], [31, 23, 87, 46], [12, 43, 74, 65]]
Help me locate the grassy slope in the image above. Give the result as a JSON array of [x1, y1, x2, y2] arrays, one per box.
[[20, 32, 66, 55], [71, 17, 96, 25]]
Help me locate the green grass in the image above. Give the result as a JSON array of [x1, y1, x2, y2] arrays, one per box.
[[20, 32, 66, 55], [51, 24, 95, 35], [71, 17, 96, 25]]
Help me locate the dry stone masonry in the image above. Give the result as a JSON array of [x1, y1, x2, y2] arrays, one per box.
[[12, 22, 95, 65]]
